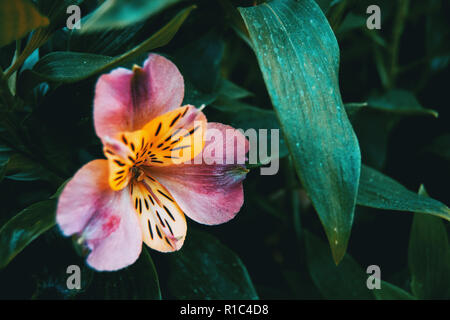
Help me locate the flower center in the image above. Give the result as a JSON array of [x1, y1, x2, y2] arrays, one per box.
[[132, 166, 145, 182]]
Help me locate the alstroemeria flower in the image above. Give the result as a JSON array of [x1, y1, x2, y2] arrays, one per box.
[[56, 54, 249, 271]]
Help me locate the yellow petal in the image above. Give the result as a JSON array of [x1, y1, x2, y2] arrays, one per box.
[[130, 175, 187, 252]]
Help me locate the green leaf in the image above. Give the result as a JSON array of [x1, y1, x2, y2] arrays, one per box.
[[357, 165, 450, 221], [374, 281, 416, 300], [315, 0, 343, 14], [304, 231, 373, 300], [4, 153, 55, 182], [0, 157, 9, 183], [50, 179, 70, 199], [217, 0, 252, 47], [82, 0, 180, 31], [68, 22, 144, 56], [0, 0, 49, 48], [218, 79, 253, 100], [424, 134, 450, 161], [239, 0, 361, 264], [408, 187, 450, 299], [81, 248, 161, 300], [175, 30, 225, 106], [345, 90, 437, 169], [0, 200, 56, 269], [367, 89, 438, 118], [21, 5, 195, 86], [166, 229, 258, 299], [337, 12, 366, 34], [350, 110, 397, 169], [26, 52, 115, 83], [34, 0, 84, 32]]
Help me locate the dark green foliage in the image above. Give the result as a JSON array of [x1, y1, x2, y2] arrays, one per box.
[[0, 0, 448, 299]]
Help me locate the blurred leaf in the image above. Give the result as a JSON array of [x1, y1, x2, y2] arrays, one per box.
[[175, 30, 225, 106], [347, 90, 438, 169], [357, 165, 450, 221], [424, 134, 450, 161], [0, 157, 9, 182], [82, 248, 161, 300], [314, 0, 342, 14], [166, 229, 258, 299], [408, 186, 450, 299], [337, 12, 366, 34], [367, 89, 438, 117], [373, 281, 416, 300], [82, 0, 180, 31], [0, 199, 56, 269], [239, 0, 361, 264], [0, 0, 49, 48], [217, 0, 252, 47], [348, 110, 396, 170], [425, 0, 450, 71], [68, 22, 144, 56], [304, 231, 374, 300], [3, 0, 84, 78], [218, 79, 253, 100], [34, 0, 84, 32], [4, 153, 55, 182], [21, 5, 195, 86]]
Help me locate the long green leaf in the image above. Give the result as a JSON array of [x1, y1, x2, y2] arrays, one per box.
[[0, 157, 9, 182], [82, 0, 180, 31], [367, 89, 438, 118], [21, 5, 195, 85], [0, 0, 49, 48], [408, 187, 450, 299], [166, 229, 258, 299], [239, 0, 361, 263], [0, 200, 56, 269], [357, 165, 450, 221], [373, 281, 416, 300]]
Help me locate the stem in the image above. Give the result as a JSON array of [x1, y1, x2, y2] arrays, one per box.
[[374, 44, 390, 89], [4, 28, 51, 79], [388, 0, 409, 88], [0, 134, 65, 187], [6, 40, 22, 95], [329, 0, 350, 32]]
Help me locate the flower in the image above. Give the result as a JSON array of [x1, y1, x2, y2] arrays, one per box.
[[56, 54, 249, 271]]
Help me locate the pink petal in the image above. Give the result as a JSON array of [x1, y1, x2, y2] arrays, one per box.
[[148, 123, 249, 225], [56, 160, 142, 271], [94, 54, 184, 140]]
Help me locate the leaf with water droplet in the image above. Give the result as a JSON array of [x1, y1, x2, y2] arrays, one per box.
[[239, 0, 361, 264], [358, 165, 450, 221], [0, 200, 57, 269], [20, 5, 195, 87], [408, 186, 450, 299]]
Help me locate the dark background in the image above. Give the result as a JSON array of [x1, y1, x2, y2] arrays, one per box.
[[0, 0, 448, 299]]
